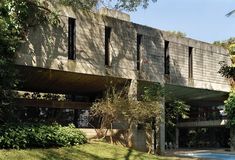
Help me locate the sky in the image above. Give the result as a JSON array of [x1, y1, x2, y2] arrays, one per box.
[[126, 0, 235, 43]]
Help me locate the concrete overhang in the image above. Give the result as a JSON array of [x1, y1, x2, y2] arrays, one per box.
[[16, 65, 130, 94], [165, 84, 228, 104]]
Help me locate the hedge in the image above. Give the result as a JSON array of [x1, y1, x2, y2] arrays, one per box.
[[0, 123, 87, 149]]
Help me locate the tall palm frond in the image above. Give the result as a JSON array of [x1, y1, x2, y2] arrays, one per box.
[[226, 10, 235, 17]]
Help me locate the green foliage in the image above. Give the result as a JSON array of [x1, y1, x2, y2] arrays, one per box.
[[217, 39, 235, 80], [213, 37, 235, 49], [113, 0, 158, 11], [165, 100, 189, 143], [0, 0, 22, 110], [218, 61, 235, 79], [165, 31, 187, 38], [142, 84, 164, 102], [217, 38, 235, 128], [0, 0, 61, 119], [59, 0, 98, 10], [225, 91, 235, 127], [0, 123, 87, 149], [58, 0, 158, 11], [165, 100, 190, 127]]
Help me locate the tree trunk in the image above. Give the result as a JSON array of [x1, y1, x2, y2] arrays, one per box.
[[110, 122, 113, 144], [127, 120, 133, 147]]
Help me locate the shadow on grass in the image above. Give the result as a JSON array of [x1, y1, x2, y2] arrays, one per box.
[[124, 148, 132, 160], [124, 148, 153, 160], [1, 143, 157, 160], [25, 147, 113, 160]]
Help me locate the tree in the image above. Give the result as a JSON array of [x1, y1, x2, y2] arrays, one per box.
[[217, 38, 235, 150], [55, 0, 158, 11], [213, 37, 235, 49], [225, 91, 235, 127], [110, 0, 158, 11], [90, 84, 163, 149], [165, 100, 190, 143], [91, 84, 190, 153]]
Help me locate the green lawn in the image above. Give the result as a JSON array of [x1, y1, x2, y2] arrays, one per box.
[[0, 141, 192, 160]]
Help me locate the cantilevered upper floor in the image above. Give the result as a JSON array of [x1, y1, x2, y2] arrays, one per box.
[[15, 5, 230, 93]]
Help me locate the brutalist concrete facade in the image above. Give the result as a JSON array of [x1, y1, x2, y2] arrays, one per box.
[[16, 8, 229, 92], [15, 5, 230, 153]]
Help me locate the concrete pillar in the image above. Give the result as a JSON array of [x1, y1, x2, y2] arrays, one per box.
[[175, 128, 179, 149], [158, 101, 165, 154], [128, 79, 137, 100], [128, 79, 138, 149]]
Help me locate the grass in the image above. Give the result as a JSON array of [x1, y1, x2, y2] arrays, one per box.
[[0, 141, 194, 160]]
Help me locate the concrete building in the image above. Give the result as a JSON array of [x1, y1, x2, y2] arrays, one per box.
[[14, 4, 230, 153]]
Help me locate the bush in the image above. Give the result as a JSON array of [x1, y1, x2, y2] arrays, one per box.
[[0, 123, 87, 149]]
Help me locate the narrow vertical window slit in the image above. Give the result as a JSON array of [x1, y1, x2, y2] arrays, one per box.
[[105, 26, 112, 66], [188, 47, 193, 79], [164, 41, 170, 75], [137, 34, 142, 71], [68, 17, 76, 60]]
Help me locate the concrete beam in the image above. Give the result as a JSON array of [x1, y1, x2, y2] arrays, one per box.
[[15, 98, 91, 109], [177, 119, 227, 128]]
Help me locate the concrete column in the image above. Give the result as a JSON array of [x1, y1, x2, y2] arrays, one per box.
[[128, 79, 138, 149], [175, 128, 179, 149], [158, 101, 165, 154], [128, 79, 137, 100]]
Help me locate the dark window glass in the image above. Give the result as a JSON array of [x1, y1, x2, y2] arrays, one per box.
[[68, 17, 76, 60], [105, 26, 112, 66], [164, 41, 170, 74], [188, 47, 193, 78], [137, 34, 142, 71]]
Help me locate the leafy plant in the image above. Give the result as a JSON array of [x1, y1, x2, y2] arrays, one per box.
[[165, 100, 189, 143], [0, 123, 87, 149], [225, 91, 235, 127], [91, 83, 164, 147]]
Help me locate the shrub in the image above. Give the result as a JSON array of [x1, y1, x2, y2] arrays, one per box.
[[0, 123, 87, 149]]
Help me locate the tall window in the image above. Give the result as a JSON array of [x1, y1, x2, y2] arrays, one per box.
[[137, 34, 142, 71], [105, 26, 112, 66], [68, 17, 76, 60], [188, 47, 193, 79], [164, 41, 170, 75]]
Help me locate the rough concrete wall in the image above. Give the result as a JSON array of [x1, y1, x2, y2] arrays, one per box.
[[134, 25, 165, 83], [16, 16, 68, 69], [16, 8, 139, 80], [163, 33, 230, 92], [193, 43, 229, 91]]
